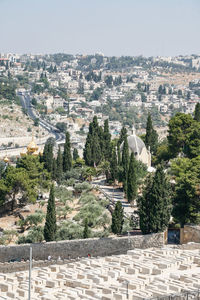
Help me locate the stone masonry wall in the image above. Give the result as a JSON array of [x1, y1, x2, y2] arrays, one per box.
[[0, 233, 164, 263], [180, 225, 200, 244]]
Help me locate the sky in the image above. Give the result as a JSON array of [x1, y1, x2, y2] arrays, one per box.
[[0, 0, 200, 57]]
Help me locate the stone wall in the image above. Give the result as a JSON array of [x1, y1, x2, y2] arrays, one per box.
[[180, 225, 200, 244], [0, 233, 164, 263]]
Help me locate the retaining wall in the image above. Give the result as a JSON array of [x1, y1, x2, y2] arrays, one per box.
[[0, 233, 164, 263]]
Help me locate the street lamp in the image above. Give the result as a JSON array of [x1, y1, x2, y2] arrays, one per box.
[[28, 247, 32, 300], [123, 280, 129, 299]]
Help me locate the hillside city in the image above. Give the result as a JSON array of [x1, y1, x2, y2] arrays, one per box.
[[0, 53, 200, 149], [0, 52, 200, 300]]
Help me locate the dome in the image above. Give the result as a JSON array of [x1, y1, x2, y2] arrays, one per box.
[[20, 148, 27, 157], [127, 134, 146, 155], [27, 139, 38, 153], [3, 156, 9, 163]]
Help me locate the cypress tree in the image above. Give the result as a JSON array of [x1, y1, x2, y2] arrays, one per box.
[[63, 131, 72, 172], [194, 103, 200, 122], [145, 113, 158, 154], [73, 148, 79, 161], [56, 146, 63, 184], [103, 119, 111, 160], [52, 158, 57, 181], [122, 135, 129, 194], [43, 141, 54, 173], [83, 116, 103, 167], [111, 201, 124, 234], [137, 175, 153, 234], [118, 126, 127, 147], [110, 147, 118, 182], [91, 132, 101, 167], [127, 153, 137, 203], [44, 185, 57, 242], [83, 138, 92, 166], [117, 143, 121, 165], [138, 165, 172, 234], [83, 218, 89, 238]]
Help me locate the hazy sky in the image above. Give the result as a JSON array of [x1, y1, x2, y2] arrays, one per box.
[[0, 0, 199, 57]]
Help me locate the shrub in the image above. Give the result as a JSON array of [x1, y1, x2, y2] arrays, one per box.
[[56, 221, 83, 240], [17, 226, 44, 244], [65, 169, 80, 180], [55, 186, 73, 204], [74, 182, 92, 193], [73, 202, 104, 227]]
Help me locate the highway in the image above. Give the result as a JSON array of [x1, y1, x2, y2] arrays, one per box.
[[19, 92, 65, 144]]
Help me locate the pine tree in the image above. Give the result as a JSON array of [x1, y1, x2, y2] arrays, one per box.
[[83, 218, 89, 238], [138, 165, 172, 234], [111, 201, 124, 234], [110, 147, 118, 182], [44, 185, 57, 242], [194, 103, 200, 122], [122, 135, 129, 194], [56, 146, 63, 184], [145, 113, 158, 154], [127, 153, 137, 203], [73, 148, 79, 161], [63, 131, 72, 172]]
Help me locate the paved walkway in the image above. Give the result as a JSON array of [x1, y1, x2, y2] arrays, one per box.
[[92, 177, 136, 217]]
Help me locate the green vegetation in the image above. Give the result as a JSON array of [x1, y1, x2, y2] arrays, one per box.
[[63, 131, 72, 172], [138, 165, 172, 234], [44, 184, 57, 242], [127, 153, 137, 202], [145, 113, 158, 154], [111, 201, 124, 234]]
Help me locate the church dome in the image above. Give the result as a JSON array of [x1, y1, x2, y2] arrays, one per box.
[[27, 139, 38, 153], [127, 126, 147, 156], [127, 134, 146, 155], [3, 156, 9, 163]]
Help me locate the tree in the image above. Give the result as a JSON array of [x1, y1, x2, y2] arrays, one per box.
[[16, 155, 50, 189], [83, 218, 89, 238], [42, 138, 54, 173], [127, 153, 137, 203], [63, 131, 72, 172], [73, 148, 79, 161], [121, 135, 129, 194], [168, 113, 194, 157], [118, 126, 127, 147], [184, 121, 200, 158], [145, 113, 158, 154], [171, 157, 200, 227], [103, 119, 111, 160], [56, 147, 63, 184], [194, 103, 200, 122], [3, 166, 36, 211], [138, 165, 172, 234], [44, 185, 57, 242], [110, 147, 118, 182], [83, 116, 103, 167], [111, 201, 124, 234], [137, 175, 153, 234]]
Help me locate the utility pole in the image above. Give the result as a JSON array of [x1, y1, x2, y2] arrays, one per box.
[[28, 246, 32, 300]]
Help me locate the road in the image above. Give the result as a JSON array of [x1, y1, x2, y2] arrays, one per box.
[[19, 92, 65, 144]]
